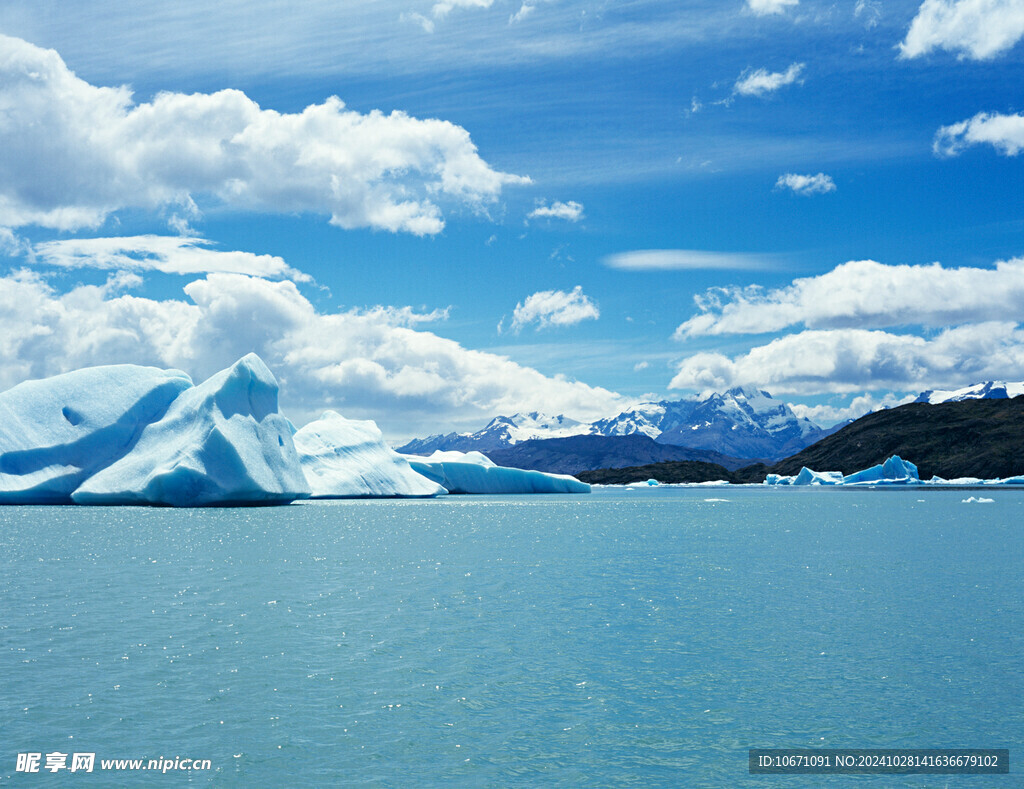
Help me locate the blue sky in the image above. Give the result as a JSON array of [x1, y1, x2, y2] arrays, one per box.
[[1, 0, 1024, 438]]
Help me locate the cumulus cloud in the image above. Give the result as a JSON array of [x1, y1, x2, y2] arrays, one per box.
[[675, 257, 1024, 337], [790, 392, 916, 427], [934, 111, 1024, 156], [900, 0, 1024, 60], [604, 249, 769, 271], [509, 286, 600, 332], [0, 270, 623, 436], [527, 200, 585, 222], [775, 172, 836, 195], [733, 63, 805, 97], [34, 235, 310, 281], [668, 323, 1024, 394], [746, 0, 799, 15], [0, 34, 527, 235]]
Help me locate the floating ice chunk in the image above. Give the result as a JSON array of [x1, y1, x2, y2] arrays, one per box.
[[843, 455, 920, 486], [793, 467, 843, 486], [0, 364, 193, 503], [294, 411, 445, 498], [764, 473, 794, 485], [402, 449, 590, 494], [961, 496, 994, 503], [73, 354, 310, 506]]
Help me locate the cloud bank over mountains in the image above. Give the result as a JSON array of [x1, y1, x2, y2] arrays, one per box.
[[670, 257, 1024, 396], [0, 269, 624, 435]]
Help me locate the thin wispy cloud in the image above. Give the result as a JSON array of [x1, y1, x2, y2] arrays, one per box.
[[604, 250, 770, 271], [775, 172, 837, 195], [33, 236, 311, 282], [734, 63, 805, 97], [510, 3, 535, 23], [854, 0, 882, 29], [900, 0, 1024, 60]]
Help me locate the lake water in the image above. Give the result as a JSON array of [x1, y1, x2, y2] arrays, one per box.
[[1, 487, 1021, 786]]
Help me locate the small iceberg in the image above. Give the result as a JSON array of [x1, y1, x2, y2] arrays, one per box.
[[402, 450, 590, 494], [961, 496, 995, 503], [294, 411, 445, 498]]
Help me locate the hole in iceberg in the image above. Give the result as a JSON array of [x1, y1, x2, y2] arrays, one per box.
[[61, 406, 84, 426]]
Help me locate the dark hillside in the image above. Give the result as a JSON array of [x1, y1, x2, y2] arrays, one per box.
[[766, 396, 1024, 480]]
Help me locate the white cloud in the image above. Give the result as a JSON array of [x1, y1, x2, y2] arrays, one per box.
[[0, 270, 623, 436], [527, 200, 585, 222], [934, 111, 1024, 157], [432, 0, 494, 19], [604, 249, 769, 271], [0, 34, 527, 235], [510, 286, 600, 332], [0, 228, 30, 258], [746, 0, 799, 15], [400, 11, 436, 33], [633, 360, 650, 372], [669, 322, 1024, 394], [510, 3, 535, 24], [675, 257, 1024, 337], [790, 392, 916, 427], [33, 236, 310, 281], [733, 63, 804, 97], [854, 0, 882, 28], [775, 172, 837, 195], [900, 0, 1024, 60]]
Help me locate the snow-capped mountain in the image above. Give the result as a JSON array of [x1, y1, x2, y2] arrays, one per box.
[[398, 388, 834, 460], [398, 411, 592, 454], [914, 381, 1024, 405]]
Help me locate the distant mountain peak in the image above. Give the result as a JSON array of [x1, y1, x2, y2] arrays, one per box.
[[914, 380, 1024, 405]]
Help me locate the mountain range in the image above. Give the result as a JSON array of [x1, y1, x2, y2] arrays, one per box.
[[579, 394, 1024, 485], [398, 387, 836, 461]]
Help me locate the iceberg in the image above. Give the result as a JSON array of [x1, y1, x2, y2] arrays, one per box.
[[402, 450, 590, 494], [0, 364, 193, 503], [766, 467, 844, 486], [765, 456, 921, 487], [294, 411, 445, 498], [73, 354, 310, 506], [843, 455, 920, 486]]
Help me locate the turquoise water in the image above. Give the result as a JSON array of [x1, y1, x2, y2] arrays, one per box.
[[1, 488, 1022, 786]]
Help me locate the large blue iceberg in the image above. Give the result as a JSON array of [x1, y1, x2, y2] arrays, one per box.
[[0, 364, 193, 503], [402, 450, 591, 494], [294, 411, 445, 498], [0, 356, 592, 506], [73, 354, 310, 506]]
